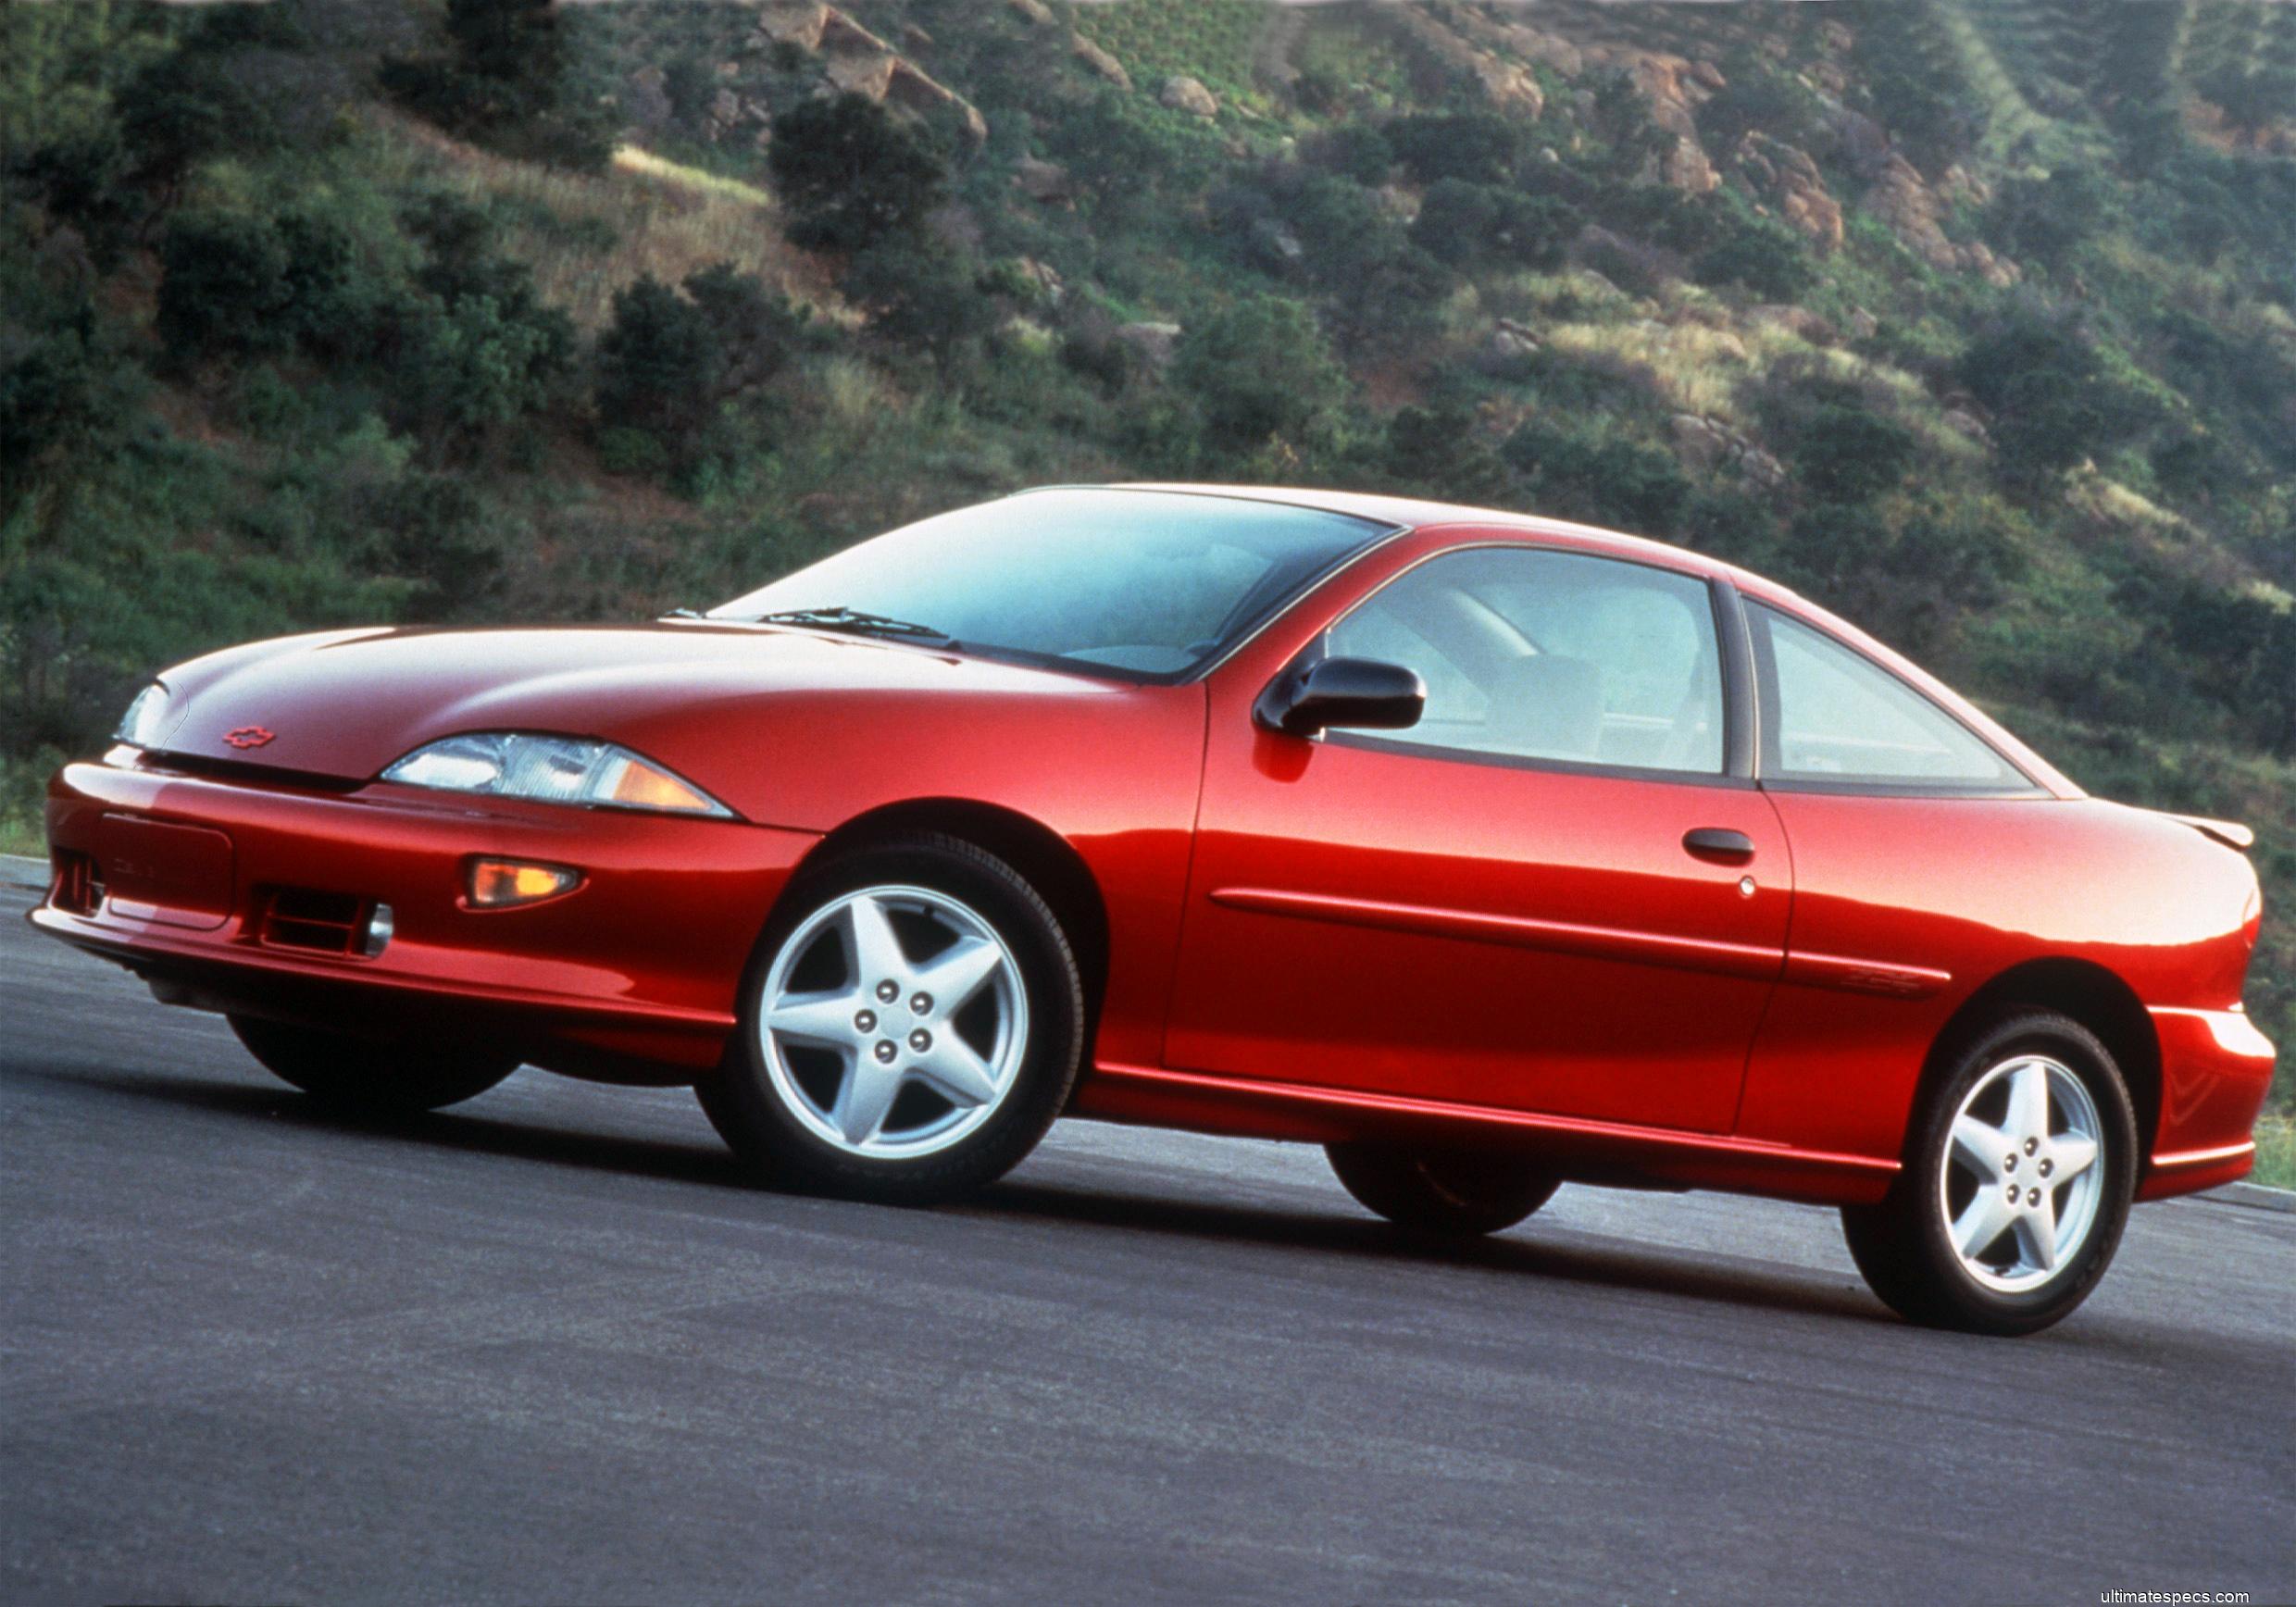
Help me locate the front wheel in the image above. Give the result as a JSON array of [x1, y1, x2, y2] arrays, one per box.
[[701, 833, 1085, 1204], [228, 1015, 519, 1113], [1326, 1141, 1562, 1238], [1841, 1011, 2136, 1337]]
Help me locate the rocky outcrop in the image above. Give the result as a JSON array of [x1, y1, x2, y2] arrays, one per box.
[[1380, 6, 1544, 118], [1669, 413, 1785, 490], [1731, 133, 1843, 251], [1613, 52, 1723, 194], [1015, 156, 1074, 206], [1160, 76, 1219, 119], [742, 2, 987, 145], [1071, 33, 1133, 92], [1865, 154, 2019, 286]]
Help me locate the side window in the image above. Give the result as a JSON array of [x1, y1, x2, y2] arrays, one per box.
[[1325, 547, 1726, 774], [1753, 604, 2026, 788]]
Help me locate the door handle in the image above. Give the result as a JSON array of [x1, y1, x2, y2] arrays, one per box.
[[1682, 828, 1756, 863]]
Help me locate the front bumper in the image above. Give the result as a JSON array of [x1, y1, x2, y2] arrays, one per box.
[[34, 759, 816, 1078], [2138, 1004, 2277, 1199]]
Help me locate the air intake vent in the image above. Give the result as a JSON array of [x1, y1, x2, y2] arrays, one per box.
[[259, 888, 370, 955], [51, 851, 103, 916]]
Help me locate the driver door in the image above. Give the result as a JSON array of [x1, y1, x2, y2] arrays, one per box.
[[1166, 543, 1790, 1133]]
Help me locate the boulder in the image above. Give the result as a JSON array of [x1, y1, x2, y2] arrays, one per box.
[[1943, 408, 1992, 446], [1160, 75, 1219, 119], [1739, 448, 1788, 492], [1016, 156, 1074, 205], [1115, 321, 1182, 371], [1490, 318, 1542, 359], [1752, 304, 1841, 345], [1732, 133, 1843, 252], [1006, 0, 1054, 23], [1670, 414, 1736, 475], [1072, 33, 1132, 92]]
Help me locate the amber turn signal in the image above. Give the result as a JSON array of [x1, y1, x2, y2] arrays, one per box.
[[467, 858, 582, 909]]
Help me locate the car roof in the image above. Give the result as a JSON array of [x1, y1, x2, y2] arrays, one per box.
[[1103, 482, 1740, 579]]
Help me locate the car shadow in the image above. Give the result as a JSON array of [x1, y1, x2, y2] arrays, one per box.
[[967, 1177, 1898, 1326], [28, 1056, 1906, 1327]]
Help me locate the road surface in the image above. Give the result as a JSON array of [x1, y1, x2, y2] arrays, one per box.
[[3, 884, 2290, 1604]]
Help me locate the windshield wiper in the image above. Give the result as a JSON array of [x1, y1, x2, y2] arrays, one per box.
[[752, 606, 957, 646]]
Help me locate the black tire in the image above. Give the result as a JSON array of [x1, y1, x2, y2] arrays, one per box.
[[704, 832, 1085, 1205], [228, 1015, 519, 1113], [1326, 1141, 1562, 1238], [1841, 1010, 2136, 1337]]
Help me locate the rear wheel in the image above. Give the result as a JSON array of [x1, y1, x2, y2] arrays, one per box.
[[1326, 1142, 1562, 1238], [1841, 1010, 2135, 1336], [702, 833, 1085, 1204], [228, 1015, 519, 1113]]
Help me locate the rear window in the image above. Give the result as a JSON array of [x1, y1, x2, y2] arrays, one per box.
[[1753, 604, 2028, 789]]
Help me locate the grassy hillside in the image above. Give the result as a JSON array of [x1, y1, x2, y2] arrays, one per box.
[[3, 0, 2291, 1129]]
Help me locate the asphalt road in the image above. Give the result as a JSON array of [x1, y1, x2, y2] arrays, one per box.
[[4, 882, 2290, 1606]]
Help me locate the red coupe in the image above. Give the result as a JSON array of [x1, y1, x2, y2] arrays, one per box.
[[35, 486, 2274, 1334]]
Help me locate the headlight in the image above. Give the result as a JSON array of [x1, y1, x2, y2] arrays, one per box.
[[381, 732, 733, 817], [115, 682, 174, 747]]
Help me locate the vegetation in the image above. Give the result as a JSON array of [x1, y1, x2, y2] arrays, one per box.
[[2, 0, 2292, 1128]]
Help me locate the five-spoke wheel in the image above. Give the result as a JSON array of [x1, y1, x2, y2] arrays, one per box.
[[698, 834, 1084, 1202], [1842, 1010, 2135, 1336], [1937, 1053, 2105, 1292], [757, 885, 1028, 1158]]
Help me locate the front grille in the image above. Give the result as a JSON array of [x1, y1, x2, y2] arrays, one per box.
[[51, 851, 103, 915], [259, 887, 370, 955], [142, 751, 363, 793]]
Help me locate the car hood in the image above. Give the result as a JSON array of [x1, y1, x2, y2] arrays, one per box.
[[147, 622, 1115, 790]]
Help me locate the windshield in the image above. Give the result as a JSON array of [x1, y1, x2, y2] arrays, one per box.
[[711, 489, 1393, 680]]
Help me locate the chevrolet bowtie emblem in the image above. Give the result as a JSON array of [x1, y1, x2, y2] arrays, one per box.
[[223, 727, 277, 750]]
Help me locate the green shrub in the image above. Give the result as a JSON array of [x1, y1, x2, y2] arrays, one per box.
[[842, 241, 994, 369], [767, 93, 947, 254], [1173, 295, 1346, 450], [1384, 112, 1524, 186], [1411, 179, 1577, 272], [1382, 399, 1511, 505], [596, 263, 800, 474], [156, 209, 294, 364], [1503, 420, 1691, 535]]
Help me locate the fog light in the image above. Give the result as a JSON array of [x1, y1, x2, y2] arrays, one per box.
[[362, 903, 394, 957], [467, 858, 582, 909]]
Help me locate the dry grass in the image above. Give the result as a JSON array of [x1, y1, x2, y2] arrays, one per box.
[[362, 108, 841, 330], [2253, 1115, 2296, 1191]]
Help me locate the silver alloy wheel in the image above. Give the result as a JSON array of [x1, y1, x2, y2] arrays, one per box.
[[1937, 1053, 2105, 1293], [756, 884, 1029, 1159]]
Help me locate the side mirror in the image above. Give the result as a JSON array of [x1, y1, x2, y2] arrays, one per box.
[[1254, 656, 1427, 739]]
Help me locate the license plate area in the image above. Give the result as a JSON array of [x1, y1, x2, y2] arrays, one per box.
[[92, 814, 235, 930]]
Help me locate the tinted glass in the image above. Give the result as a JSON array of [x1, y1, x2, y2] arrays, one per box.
[[1753, 604, 2025, 787], [713, 489, 1387, 679], [1326, 547, 1726, 774]]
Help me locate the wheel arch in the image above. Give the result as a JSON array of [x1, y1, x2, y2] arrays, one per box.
[[1920, 957, 2163, 1171], [799, 797, 1112, 1018]]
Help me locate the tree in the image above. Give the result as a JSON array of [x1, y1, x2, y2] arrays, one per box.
[[1958, 307, 2146, 489], [595, 264, 801, 466], [1410, 179, 1576, 271], [767, 94, 947, 254], [380, 0, 609, 171], [1173, 297, 1345, 448], [156, 210, 294, 364], [1384, 112, 1524, 186], [1382, 399, 1511, 505], [842, 243, 992, 368]]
